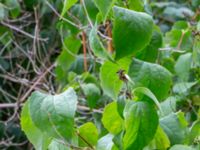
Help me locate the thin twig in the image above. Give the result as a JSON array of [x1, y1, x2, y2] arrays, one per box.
[[19, 63, 56, 103], [0, 21, 48, 42], [45, 1, 81, 29], [0, 103, 103, 113], [82, 32, 88, 72], [177, 30, 186, 49], [106, 21, 113, 53]]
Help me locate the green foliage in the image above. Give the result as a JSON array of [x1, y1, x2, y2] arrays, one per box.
[[61, 0, 78, 17], [100, 57, 131, 99], [129, 59, 172, 101], [96, 134, 115, 150], [29, 88, 77, 141], [169, 145, 195, 150], [21, 101, 52, 150], [0, 0, 199, 149], [127, 0, 144, 11], [93, 0, 115, 22], [102, 102, 124, 134], [78, 122, 98, 147], [175, 53, 192, 82], [160, 112, 189, 145], [113, 6, 153, 60], [123, 101, 159, 150], [144, 126, 170, 150], [89, 26, 111, 60], [136, 26, 163, 62], [82, 83, 100, 109]]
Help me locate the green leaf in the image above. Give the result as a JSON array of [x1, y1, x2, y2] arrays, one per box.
[[144, 126, 170, 150], [82, 83, 101, 109], [164, 21, 193, 51], [132, 87, 162, 112], [84, 0, 99, 22], [48, 139, 70, 150], [175, 53, 192, 82], [89, 26, 111, 60], [113, 131, 124, 150], [173, 82, 197, 95], [20, 101, 51, 150], [102, 102, 124, 134], [127, 0, 144, 11], [136, 26, 163, 62], [189, 120, 200, 144], [163, 7, 194, 20], [117, 95, 126, 119], [160, 112, 189, 145], [29, 87, 78, 141], [78, 122, 98, 147], [113, 6, 153, 60], [96, 134, 115, 150], [128, 59, 172, 101], [100, 57, 131, 99], [160, 96, 178, 117], [123, 101, 159, 150], [61, 0, 78, 17], [169, 145, 195, 150], [5, 0, 20, 18], [57, 36, 81, 72], [55, 36, 81, 83], [93, 0, 115, 22], [80, 72, 100, 87]]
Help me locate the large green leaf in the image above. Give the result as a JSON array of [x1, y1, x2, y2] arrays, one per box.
[[102, 102, 124, 134], [93, 0, 115, 21], [160, 112, 189, 145], [113, 6, 153, 60], [123, 101, 159, 150], [128, 59, 172, 101], [21, 101, 52, 150], [29, 87, 77, 141], [78, 122, 98, 147], [100, 57, 131, 99]]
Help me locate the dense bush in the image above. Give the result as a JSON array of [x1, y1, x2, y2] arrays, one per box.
[[0, 0, 200, 149]]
